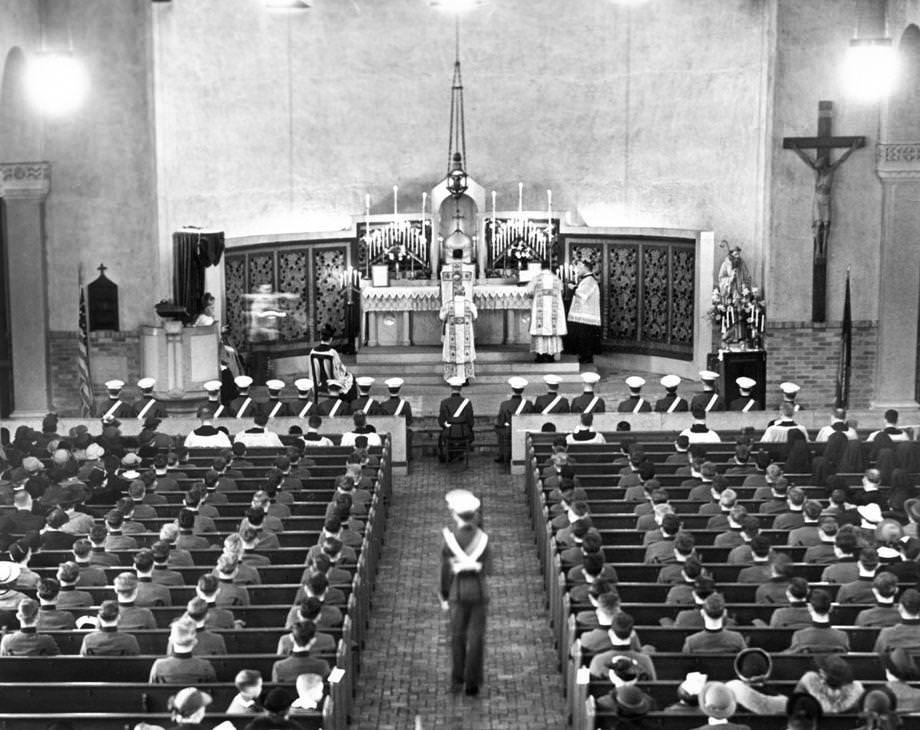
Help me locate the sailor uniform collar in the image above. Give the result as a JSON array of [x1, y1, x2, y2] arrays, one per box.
[[100, 625, 118, 633], [19, 626, 37, 634], [194, 425, 220, 435], [60, 585, 75, 592], [690, 424, 710, 432]]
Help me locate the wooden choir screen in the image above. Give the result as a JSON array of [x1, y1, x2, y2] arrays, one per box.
[[561, 234, 696, 360], [224, 238, 353, 352]]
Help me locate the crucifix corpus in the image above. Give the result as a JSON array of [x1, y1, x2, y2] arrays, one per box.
[[782, 101, 865, 323]]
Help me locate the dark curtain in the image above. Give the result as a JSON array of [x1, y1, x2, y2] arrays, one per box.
[[173, 230, 225, 322]]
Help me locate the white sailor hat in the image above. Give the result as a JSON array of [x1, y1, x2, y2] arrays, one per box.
[[446, 376, 465, 388], [780, 381, 800, 396], [699, 370, 719, 382], [661, 374, 681, 390], [235, 375, 253, 389], [0, 561, 22, 586], [105, 379, 125, 391], [137, 377, 156, 390], [266, 379, 285, 392], [203, 379, 221, 393], [581, 372, 601, 386], [356, 376, 375, 389], [543, 374, 562, 387], [509, 376, 528, 390], [385, 377, 404, 390], [625, 376, 645, 390], [857, 503, 883, 524], [445, 488, 480, 514], [327, 379, 343, 391], [736, 376, 756, 390], [294, 378, 314, 393]]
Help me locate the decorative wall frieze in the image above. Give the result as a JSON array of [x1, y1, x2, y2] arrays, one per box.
[[0, 162, 51, 200], [876, 143, 920, 180]]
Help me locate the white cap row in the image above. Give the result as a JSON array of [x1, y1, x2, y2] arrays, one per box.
[[206, 375, 408, 393], [106, 378, 156, 391]]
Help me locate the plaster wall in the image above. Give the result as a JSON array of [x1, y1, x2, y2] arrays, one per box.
[[38, 0, 158, 331], [769, 0, 884, 322], [150, 0, 769, 270]]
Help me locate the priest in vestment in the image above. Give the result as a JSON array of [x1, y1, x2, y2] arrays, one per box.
[[439, 294, 478, 384], [526, 267, 567, 363], [566, 260, 602, 364]]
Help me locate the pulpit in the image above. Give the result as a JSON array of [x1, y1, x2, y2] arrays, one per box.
[[140, 322, 219, 397]]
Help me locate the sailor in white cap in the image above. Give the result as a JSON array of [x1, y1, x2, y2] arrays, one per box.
[[317, 379, 352, 418], [438, 376, 474, 463], [96, 379, 137, 420], [230, 375, 256, 419], [655, 375, 688, 414], [570, 372, 605, 414], [352, 376, 383, 416], [617, 376, 651, 414], [439, 487, 489, 695], [380, 377, 413, 458], [495, 377, 533, 466], [259, 379, 292, 419], [779, 381, 804, 412], [136, 377, 168, 421], [534, 374, 570, 415], [729, 377, 760, 412], [292, 378, 315, 419], [690, 370, 725, 413], [200, 379, 233, 418]]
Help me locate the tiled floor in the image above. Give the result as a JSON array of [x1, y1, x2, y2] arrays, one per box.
[[353, 451, 566, 729]]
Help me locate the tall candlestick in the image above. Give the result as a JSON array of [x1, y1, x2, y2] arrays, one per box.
[[421, 192, 427, 227], [518, 182, 523, 213], [393, 185, 399, 221]]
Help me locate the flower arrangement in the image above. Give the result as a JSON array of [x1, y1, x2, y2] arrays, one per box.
[[708, 286, 767, 350]]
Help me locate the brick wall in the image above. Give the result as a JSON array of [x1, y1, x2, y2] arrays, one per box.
[[48, 330, 142, 416], [767, 320, 877, 409]]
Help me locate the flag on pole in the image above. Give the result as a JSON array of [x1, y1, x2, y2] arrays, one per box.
[[77, 266, 94, 417], [834, 269, 852, 409]]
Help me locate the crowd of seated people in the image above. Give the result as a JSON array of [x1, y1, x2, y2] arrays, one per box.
[[535, 403, 920, 729], [0, 409, 386, 729]]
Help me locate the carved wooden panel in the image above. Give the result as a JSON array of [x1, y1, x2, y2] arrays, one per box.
[[224, 255, 247, 347], [277, 250, 309, 342], [312, 246, 347, 344], [562, 235, 695, 360]]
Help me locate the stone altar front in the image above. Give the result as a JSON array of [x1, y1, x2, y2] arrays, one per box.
[[361, 282, 532, 347]]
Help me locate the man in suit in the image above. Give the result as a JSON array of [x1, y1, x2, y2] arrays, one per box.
[[36, 577, 75, 630], [272, 620, 331, 682], [533, 374, 570, 415], [79, 599, 140, 656], [440, 489, 490, 696], [494, 377, 532, 466], [0, 598, 59, 655], [617, 376, 652, 413], [148, 615, 218, 684], [439, 377, 474, 463], [786, 589, 850, 654], [655, 374, 688, 413], [689, 370, 725, 412], [681, 594, 746, 654]]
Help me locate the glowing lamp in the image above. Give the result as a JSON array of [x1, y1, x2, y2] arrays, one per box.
[[25, 51, 88, 116], [844, 36, 897, 101]]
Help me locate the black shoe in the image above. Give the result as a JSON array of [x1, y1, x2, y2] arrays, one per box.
[[465, 684, 479, 696], [494, 456, 505, 463]]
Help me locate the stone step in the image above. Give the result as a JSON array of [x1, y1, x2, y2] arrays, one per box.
[[355, 364, 581, 380], [355, 346, 578, 366]]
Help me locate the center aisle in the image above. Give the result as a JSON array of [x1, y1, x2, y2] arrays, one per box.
[[354, 451, 565, 729]]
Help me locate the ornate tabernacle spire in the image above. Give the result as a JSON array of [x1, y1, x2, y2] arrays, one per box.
[[445, 17, 468, 198]]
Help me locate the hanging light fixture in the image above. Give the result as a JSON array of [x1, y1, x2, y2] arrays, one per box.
[[843, 0, 897, 101], [26, 0, 88, 115]]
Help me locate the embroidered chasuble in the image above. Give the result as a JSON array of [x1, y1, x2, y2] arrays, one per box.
[[439, 296, 478, 383], [526, 271, 567, 356]]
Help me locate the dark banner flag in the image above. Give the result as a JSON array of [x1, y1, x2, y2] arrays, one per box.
[[834, 270, 852, 409]]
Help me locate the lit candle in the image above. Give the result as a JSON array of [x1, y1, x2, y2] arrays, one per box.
[[547, 189, 553, 236], [518, 182, 523, 213], [422, 191, 427, 226], [393, 185, 399, 221]]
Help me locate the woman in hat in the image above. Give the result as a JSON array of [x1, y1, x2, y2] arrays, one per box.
[[783, 693, 822, 730], [596, 682, 660, 730], [725, 648, 786, 714], [688, 681, 750, 730], [795, 654, 864, 714], [853, 688, 901, 730]]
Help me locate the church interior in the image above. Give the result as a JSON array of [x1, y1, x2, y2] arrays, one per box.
[[3, 0, 920, 728]]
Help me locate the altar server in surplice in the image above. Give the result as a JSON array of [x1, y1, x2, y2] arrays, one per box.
[[566, 259, 602, 365], [526, 265, 567, 363]]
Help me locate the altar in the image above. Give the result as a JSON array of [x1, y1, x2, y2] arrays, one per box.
[[361, 281, 532, 347]]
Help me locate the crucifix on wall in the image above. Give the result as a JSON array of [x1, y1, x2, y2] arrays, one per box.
[[782, 101, 865, 322]]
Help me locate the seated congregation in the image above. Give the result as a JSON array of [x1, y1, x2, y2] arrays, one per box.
[[0, 412, 391, 729], [526, 395, 920, 730]]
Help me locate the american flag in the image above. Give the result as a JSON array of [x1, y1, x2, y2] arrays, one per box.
[[77, 267, 94, 417]]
